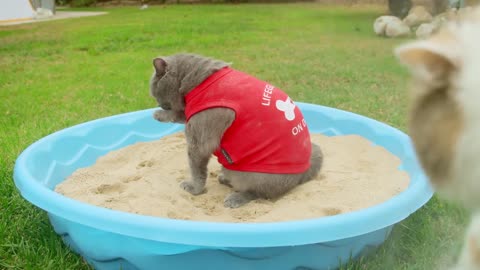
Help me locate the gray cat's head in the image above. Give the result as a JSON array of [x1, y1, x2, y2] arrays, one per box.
[[150, 53, 230, 112], [149, 57, 184, 111]]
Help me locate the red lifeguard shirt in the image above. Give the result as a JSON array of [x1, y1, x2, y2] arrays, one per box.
[[184, 67, 312, 174]]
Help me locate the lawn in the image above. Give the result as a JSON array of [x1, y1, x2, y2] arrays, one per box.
[[0, 3, 470, 269]]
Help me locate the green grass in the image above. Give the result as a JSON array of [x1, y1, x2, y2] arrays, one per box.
[[0, 4, 470, 269]]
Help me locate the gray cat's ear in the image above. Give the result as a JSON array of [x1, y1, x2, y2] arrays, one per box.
[[153, 58, 167, 77]]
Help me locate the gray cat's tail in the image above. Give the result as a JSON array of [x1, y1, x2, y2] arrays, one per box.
[[299, 142, 323, 184]]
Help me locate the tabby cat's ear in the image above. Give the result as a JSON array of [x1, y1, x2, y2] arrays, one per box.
[[153, 58, 167, 77], [395, 31, 460, 81]]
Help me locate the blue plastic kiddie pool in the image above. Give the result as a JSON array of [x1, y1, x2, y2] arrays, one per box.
[[14, 103, 433, 270]]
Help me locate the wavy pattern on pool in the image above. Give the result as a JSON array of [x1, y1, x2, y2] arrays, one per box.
[[14, 103, 433, 270]]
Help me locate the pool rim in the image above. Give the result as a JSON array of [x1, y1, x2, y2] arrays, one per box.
[[13, 103, 433, 248]]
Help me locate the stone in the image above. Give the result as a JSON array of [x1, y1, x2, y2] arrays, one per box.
[[436, 8, 458, 21], [373, 16, 400, 36], [416, 23, 437, 39], [386, 20, 411, 38], [432, 8, 457, 29], [411, 0, 450, 15], [404, 6, 434, 27]]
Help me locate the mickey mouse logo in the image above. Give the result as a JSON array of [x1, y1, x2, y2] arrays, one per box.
[[275, 97, 296, 121]]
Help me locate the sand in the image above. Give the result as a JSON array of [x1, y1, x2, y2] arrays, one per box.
[[55, 133, 410, 223]]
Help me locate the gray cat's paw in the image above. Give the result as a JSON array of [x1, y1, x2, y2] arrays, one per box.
[[224, 192, 255, 208], [218, 174, 232, 187], [153, 110, 172, 122], [180, 181, 205, 195]]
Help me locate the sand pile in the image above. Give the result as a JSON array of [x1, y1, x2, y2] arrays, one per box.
[[56, 133, 409, 223]]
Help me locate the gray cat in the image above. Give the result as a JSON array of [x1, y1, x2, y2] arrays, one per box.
[[149, 53, 323, 208]]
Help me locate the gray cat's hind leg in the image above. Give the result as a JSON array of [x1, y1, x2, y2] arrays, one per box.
[[224, 192, 257, 208], [218, 173, 233, 187]]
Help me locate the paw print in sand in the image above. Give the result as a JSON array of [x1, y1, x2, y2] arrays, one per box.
[[275, 97, 296, 121]]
